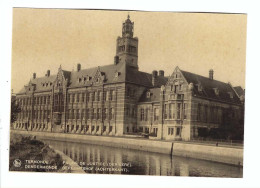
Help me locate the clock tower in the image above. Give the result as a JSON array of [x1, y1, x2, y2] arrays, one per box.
[[115, 15, 139, 70]]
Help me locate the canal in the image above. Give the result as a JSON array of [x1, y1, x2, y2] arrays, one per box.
[[43, 139, 243, 177]]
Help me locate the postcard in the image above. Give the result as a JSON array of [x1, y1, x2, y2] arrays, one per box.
[[10, 8, 246, 178]]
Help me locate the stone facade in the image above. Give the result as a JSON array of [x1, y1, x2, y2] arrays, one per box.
[[13, 15, 244, 141]]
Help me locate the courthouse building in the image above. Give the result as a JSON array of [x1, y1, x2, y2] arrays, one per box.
[[13, 15, 244, 141]]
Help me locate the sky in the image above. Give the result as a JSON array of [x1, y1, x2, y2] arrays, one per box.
[[11, 8, 247, 93]]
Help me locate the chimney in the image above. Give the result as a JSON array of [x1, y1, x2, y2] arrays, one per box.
[[114, 56, 119, 65], [209, 69, 214, 80], [77, 63, 81, 72], [152, 70, 158, 86], [159, 70, 164, 77], [33, 73, 36, 79], [46, 70, 50, 77]]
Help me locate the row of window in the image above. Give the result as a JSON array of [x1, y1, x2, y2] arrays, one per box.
[[168, 127, 181, 136], [164, 103, 187, 120], [67, 108, 115, 120], [118, 45, 137, 53], [197, 104, 223, 123], [140, 108, 159, 121], [18, 95, 51, 106], [139, 103, 187, 122], [170, 84, 183, 93], [66, 125, 113, 133], [18, 110, 51, 120], [68, 90, 115, 103]]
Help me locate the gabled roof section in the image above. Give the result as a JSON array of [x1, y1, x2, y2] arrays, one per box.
[[68, 62, 126, 88], [125, 66, 168, 87], [17, 75, 56, 94], [233, 86, 245, 98], [180, 69, 241, 104]]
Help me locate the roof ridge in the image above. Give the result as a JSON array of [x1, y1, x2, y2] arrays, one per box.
[[180, 69, 229, 86]]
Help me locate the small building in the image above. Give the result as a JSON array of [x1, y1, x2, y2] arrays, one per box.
[[13, 15, 244, 141]]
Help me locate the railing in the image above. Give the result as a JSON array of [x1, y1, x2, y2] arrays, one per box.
[[190, 137, 244, 146]]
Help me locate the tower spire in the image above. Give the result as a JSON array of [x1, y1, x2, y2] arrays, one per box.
[[122, 14, 134, 38], [115, 15, 139, 70]]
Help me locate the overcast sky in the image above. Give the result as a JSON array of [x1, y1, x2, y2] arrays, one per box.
[[11, 8, 247, 93]]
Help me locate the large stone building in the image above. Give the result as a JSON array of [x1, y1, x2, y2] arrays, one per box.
[[13, 15, 244, 141]]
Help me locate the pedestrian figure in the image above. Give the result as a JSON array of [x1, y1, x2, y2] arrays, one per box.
[[216, 142, 218, 146]]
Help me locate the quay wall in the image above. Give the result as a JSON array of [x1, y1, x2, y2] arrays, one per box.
[[11, 130, 243, 166]]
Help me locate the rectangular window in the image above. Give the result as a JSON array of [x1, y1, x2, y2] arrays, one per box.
[[96, 126, 99, 132], [174, 85, 178, 93], [168, 127, 174, 135], [103, 91, 107, 101], [176, 127, 181, 136], [204, 105, 208, 122], [82, 93, 85, 103], [177, 103, 181, 119], [179, 84, 182, 91], [164, 104, 168, 119], [197, 103, 201, 121], [71, 94, 75, 103], [97, 108, 101, 119], [86, 93, 90, 102], [154, 108, 159, 121], [183, 103, 187, 119], [85, 109, 89, 119], [103, 108, 107, 119], [97, 91, 100, 101], [76, 93, 79, 103], [106, 91, 109, 101], [93, 92, 96, 101], [145, 108, 149, 121], [109, 90, 113, 101], [140, 108, 144, 121]]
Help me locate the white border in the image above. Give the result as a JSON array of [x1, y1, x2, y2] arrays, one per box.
[[1, 0, 260, 188]]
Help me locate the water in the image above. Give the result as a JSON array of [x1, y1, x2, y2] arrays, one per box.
[[43, 139, 242, 177]]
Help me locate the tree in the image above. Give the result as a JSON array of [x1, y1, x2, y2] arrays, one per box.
[[10, 96, 21, 124]]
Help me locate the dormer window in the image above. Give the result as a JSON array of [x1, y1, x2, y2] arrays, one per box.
[[115, 71, 120, 78], [78, 78, 82, 83], [179, 84, 182, 91], [228, 92, 233, 99], [146, 91, 151, 98], [46, 83, 48, 87], [213, 88, 219, 96], [84, 77, 86, 82], [86, 76, 91, 81], [198, 83, 203, 92], [42, 83, 45, 87], [50, 82, 52, 86]]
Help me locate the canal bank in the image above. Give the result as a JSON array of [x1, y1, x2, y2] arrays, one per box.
[[11, 130, 243, 166]]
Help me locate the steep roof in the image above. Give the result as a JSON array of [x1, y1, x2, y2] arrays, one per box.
[[180, 69, 241, 104], [138, 88, 161, 103], [125, 67, 168, 87], [17, 62, 168, 94], [18, 75, 56, 94], [233, 86, 245, 98]]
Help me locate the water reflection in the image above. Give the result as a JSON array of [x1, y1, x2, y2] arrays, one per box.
[[43, 139, 242, 177]]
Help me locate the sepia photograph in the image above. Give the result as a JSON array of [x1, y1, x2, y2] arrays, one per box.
[[9, 8, 246, 178]]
